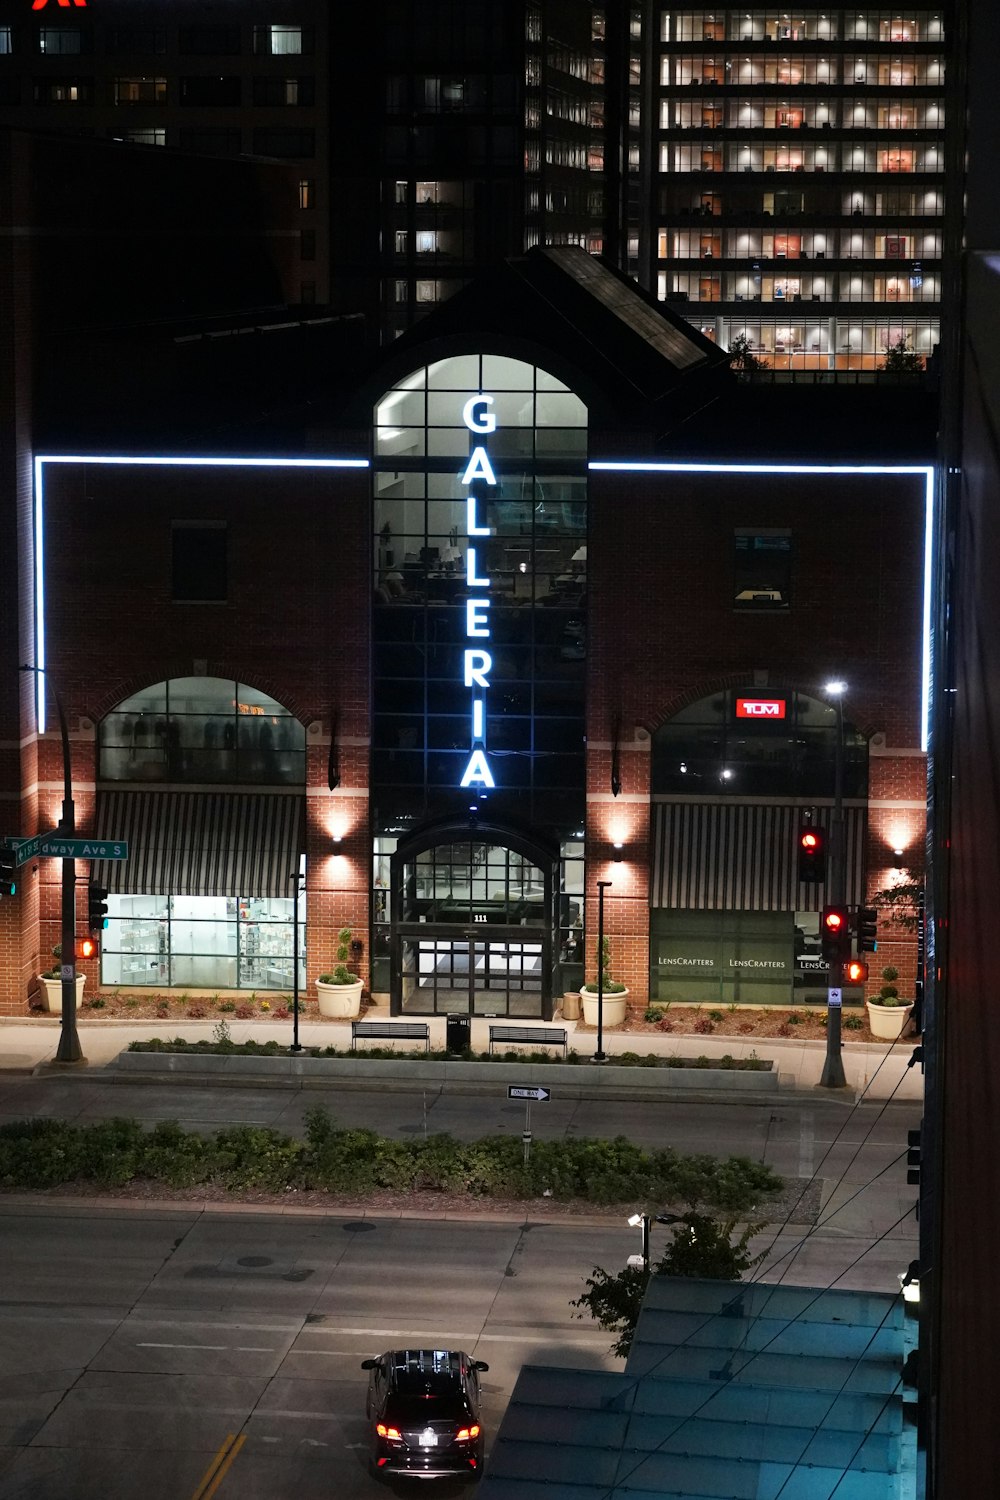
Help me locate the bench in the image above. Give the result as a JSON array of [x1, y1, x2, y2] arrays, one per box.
[[351, 1020, 430, 1053], [488, 1025, 568, 1059]]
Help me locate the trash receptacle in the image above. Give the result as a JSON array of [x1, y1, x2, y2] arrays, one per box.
[[561, 991, 581, 1021], [446, 1013, 471, 1053]]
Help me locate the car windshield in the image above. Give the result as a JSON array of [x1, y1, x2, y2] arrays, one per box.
[[387, 1393, 470, 1423]]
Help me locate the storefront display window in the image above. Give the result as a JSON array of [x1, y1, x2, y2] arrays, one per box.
[[101, 892, 306, 991]]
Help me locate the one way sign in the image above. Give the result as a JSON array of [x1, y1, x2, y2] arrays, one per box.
[[508, 1085, 551, 1102]]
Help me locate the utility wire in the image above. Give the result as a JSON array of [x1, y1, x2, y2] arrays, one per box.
[[595, 1205, 916, 1500]]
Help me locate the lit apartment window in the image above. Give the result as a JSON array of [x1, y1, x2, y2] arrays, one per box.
[[253, 25, 308, 56], [118, 128, 166, 146], [0, 28, 12, 55], [252, 76, 315, 106], [734, 531, 792, 610], [39, 29, 83, 55], [299, 179, 315, 210], [114, 77, 167, 106], [34, 79, 89, 104], [415, 280, 439, 303], [395, 280, 408, 302], [395, 230, 408, 254], [395, 180, 407, 205]]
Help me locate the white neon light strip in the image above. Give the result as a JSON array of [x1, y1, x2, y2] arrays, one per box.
[[32, 453, 370, 733], [589, 460, 935, 753]]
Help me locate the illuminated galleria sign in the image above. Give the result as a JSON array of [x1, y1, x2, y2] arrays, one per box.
[[458, 395, 496, 790]]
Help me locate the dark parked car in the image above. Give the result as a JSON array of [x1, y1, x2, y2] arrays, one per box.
[[361, 1348, 489, 1481]]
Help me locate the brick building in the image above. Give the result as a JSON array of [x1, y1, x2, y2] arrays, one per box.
[[1, 239, 932, 1018]]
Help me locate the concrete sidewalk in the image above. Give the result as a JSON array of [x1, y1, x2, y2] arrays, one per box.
[[0, 1011, 925, 1102]]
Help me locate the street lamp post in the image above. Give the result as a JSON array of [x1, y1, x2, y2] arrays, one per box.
[[20, 664, 84, 1065], [820, 680, 848, 1089], [289, 864, 303, 1053], [593, 879, 612, 1064]]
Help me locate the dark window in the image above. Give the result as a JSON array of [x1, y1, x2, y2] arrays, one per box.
[[178, 27, 241, 56], [0, 79, 21, 105], [251, 126, 315, 157], [172, 523, 227, 603], [180, 76, 242, 107], [300, 228, 316, 260], [177, 127, 241, 155], [252, 76, 315, 106], [39, 28, 87, 55], [734, 529, 791, 609], [106, 28, 167, 56]]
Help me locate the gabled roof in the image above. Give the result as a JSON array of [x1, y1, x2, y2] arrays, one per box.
[[347, 246, 733, 432], [479, 1276, 915, 1499]]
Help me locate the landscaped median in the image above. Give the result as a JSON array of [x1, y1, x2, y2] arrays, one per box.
[[0, 1107, 782, 1211], [115, 1035, 779, 1098]]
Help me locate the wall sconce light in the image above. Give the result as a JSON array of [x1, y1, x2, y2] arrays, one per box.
[[613, 842, 624, 862], [332, 834, 343, 846], [893, 847, 905, 868]]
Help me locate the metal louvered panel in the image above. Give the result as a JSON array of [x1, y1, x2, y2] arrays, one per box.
[[91, 791, 304, 898], [651, 801, 868, 911]]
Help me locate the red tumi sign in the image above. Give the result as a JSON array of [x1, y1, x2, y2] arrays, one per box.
[[736, 697, 786, 719], [32, 1, 88, 11]]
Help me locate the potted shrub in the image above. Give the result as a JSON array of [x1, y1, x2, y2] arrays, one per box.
[[37, 946, 86, 1014], [316, 926, 364, 1018], [866, 965, 914, 1040], [581, 935, 629, 1028]]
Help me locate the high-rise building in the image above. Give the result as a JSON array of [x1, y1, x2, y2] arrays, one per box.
[[0, 1, 949, 361], [647, 5, 947, 368]]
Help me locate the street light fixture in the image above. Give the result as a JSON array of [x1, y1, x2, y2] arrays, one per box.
[[626, 1211, 687, 1270], [820, 679, 848, 1088]]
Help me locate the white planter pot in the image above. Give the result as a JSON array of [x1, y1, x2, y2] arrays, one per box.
[[39, 975, 86, 1014], [866, 1000, 913, 1040], [581, 986, 629, 1029], [316, 978, 364, 1018]]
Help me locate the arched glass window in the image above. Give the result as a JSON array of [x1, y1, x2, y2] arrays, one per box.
[[99, 677, 305, 785], [652, 688, 868, 798]]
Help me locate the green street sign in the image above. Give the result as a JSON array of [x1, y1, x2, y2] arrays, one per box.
[[37, 838, 129, 861], [6, 833, 53, 866]]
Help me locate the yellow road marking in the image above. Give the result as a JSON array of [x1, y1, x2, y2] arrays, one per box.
[[191, 1432, 247, 1500]]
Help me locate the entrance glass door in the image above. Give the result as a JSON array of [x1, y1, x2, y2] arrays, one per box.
[[398, 926, 545, 1017]]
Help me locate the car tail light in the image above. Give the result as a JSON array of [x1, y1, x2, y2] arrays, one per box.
[[376, 1424, 402, 1441], [456, 1424, 480, 1442]]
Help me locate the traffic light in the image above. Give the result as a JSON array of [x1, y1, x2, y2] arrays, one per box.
[[0, 845, 15, 898], [845, 957, 869, 984], [907, 1127, 921, 1188], [75, 934, 98, 961], [821, 905, 851, 963], [856, 906, 878, 952], [87, 882, 109, 933], [797, 826, 826, 884]]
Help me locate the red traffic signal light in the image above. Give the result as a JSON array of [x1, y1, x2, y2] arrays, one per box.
[[821, 905, 851, 962], [75, 935, 98, 961], [845, 958, 869, 984], [797, 826, 826, 883]]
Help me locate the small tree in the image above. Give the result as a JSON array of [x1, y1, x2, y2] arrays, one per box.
[[318, 926, 359, 986], [571, 1212, 767, 1358], [727, 333, 770, 376], [880, 335, 924, 373], [872, 867, 923, 932]]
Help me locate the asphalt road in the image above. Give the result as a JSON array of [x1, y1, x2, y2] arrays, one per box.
[[0, 1205, 624, 1500], [0, 1078, 919, 1497]]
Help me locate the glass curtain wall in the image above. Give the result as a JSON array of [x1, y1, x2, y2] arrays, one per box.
[[371, 353, 589, 994]]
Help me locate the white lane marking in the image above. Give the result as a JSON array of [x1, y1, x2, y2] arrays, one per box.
[[292, 1332, 607, 1351], [137, 1342, 228, 1350], [800, 1113, 815, 1178], [237, 1346, 275, 1352]]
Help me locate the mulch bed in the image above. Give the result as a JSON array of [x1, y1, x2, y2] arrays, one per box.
[[22, 993, 914, 1046]]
